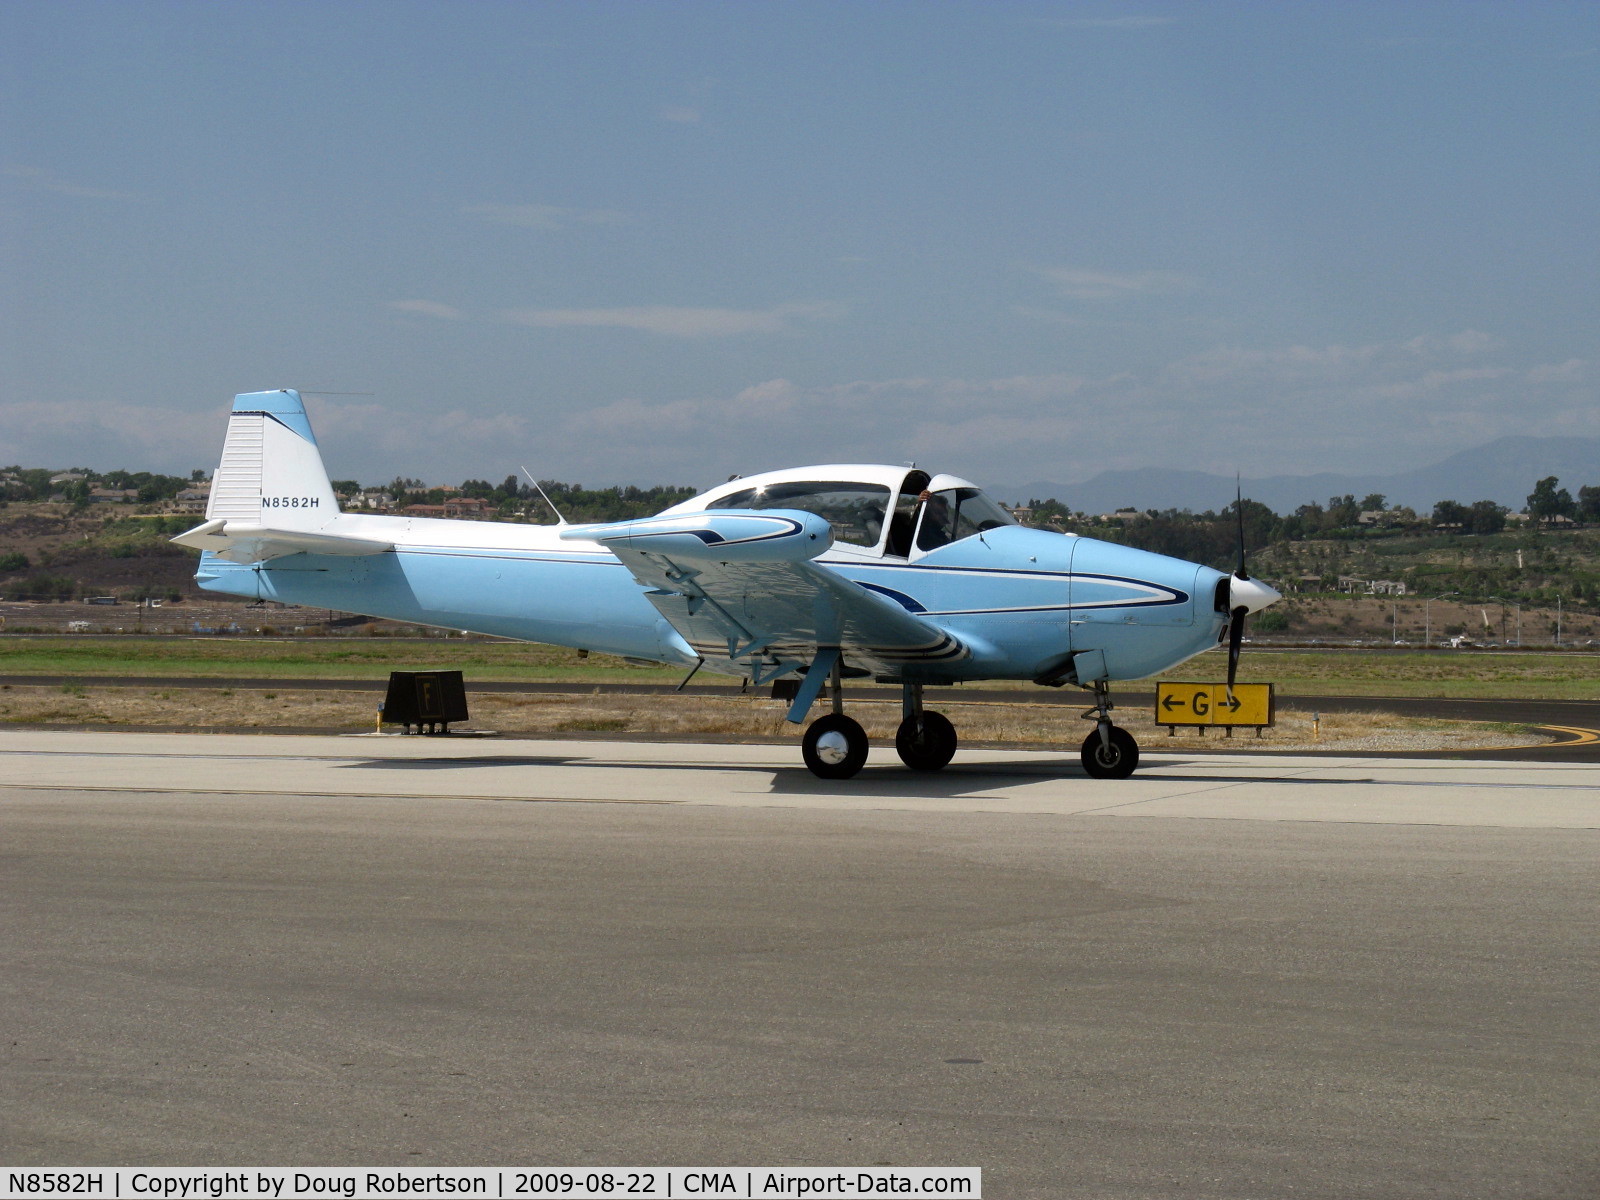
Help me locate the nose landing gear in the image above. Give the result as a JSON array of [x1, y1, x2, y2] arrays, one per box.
[[1080, 679, 1140, 779]]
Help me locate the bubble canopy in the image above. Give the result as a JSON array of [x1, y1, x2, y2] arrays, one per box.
[[667, 465, 1016, 558]]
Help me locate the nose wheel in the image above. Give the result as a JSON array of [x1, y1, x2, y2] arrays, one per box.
[[1080, 725, 1139, 779], [1079, 678, 1141, 779]]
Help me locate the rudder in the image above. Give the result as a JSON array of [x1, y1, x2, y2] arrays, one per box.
[[205, 389, 338, 529]]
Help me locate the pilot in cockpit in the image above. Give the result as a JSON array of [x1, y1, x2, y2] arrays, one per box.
[[916, 489, 953, 550]]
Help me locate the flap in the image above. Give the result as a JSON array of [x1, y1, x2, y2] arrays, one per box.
[[598, 541, 967, 679]]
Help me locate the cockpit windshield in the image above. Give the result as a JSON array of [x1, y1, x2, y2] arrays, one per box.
[[709, 480, 892, 548], [915, 487, 1018, 552]]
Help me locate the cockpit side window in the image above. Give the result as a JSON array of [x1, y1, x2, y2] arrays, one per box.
[[883, 473, 928, 558], [708, 481, 892, 548], [914, 487, 1018, 551]]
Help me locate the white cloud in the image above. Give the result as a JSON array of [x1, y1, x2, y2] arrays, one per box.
[[387, 299, 466, 320], [516, 331, 1598, 486], [6, 332, 1589, 498], [1401, 330, 1502, 356], [0, 399, 221, 473], [1030, 265, 1199, 300], [462, 203, 630, 229], [1527, 359, 1587, 384], [500, 301, 846, 338]]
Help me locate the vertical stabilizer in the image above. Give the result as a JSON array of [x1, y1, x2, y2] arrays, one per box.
[[205, 390, 338, 530]]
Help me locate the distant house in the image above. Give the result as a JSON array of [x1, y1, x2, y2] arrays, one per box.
[[443, 497, 492, 518], [171, 484, 210, 513], [49, 471, 87, 485], [88, 487, 138, 503], [1337, 576, 1406, 596]]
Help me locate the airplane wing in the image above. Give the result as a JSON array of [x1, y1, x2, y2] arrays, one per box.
[[561, 511, 967, 679], [172, 518, 394, 564]]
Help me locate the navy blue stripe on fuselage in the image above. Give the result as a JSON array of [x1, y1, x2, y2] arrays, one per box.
[[840, 562, 1188, 615]]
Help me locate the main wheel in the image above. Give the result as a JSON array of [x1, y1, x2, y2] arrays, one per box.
[[895, 710, 958, 771], [802, 713, 869, 779], [1080, 725, 1139, 779]]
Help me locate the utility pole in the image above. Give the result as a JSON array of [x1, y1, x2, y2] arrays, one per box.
[[1556, 595, 1562, 647], [1425, 591, 1458, 648]]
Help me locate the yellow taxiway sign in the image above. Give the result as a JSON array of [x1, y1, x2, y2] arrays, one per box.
[[1155, 681, 1275, 727]]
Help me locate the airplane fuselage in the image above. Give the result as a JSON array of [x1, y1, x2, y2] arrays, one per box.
[[197, 513, 1232, 685]]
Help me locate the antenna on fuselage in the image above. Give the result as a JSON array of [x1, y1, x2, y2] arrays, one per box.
[[520, 466, 569, 526]]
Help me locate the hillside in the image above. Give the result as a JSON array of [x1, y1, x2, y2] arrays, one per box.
[[0, 505, 200, 601], [1008, 435, 1600, 514]]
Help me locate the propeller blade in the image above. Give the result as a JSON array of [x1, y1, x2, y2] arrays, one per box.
[[1234, 478, 1248, 580], [1227, 605, 1248, 693]]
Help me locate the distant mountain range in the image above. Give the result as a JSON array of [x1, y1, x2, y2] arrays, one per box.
[[1003, 436, 1600, 516]]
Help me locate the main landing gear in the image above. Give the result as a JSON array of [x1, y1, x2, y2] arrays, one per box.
[[894, 682, 957, 772], [1080, 679, 1139, 779], [797, 667, 957, 780]]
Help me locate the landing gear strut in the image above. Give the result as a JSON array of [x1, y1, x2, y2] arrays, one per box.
[[800, 654, 868, 779], [796, 664, 962, 779], [895, 682, 957, 771], [1080, 679, 1140, 779]]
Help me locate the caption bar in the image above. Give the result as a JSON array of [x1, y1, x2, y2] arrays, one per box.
[[3, 1171, 980, 1200]]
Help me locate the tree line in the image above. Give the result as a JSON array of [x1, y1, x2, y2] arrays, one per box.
[[1025, 476, 1600, 573], [2, 466, 203, 506]]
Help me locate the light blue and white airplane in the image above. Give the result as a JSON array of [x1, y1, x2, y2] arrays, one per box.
[[175, 390, 1281, 779]]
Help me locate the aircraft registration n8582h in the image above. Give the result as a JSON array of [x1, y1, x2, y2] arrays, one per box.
[[175, 390, 1281, 779]]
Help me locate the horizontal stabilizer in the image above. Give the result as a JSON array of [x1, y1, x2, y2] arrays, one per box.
[[172, 518, 393, 564]]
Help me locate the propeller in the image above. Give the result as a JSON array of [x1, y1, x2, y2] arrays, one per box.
[[1227, 480, 1249, 695], [1224, 482, 1284, 694]]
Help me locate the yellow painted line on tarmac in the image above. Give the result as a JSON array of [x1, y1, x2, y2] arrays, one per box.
[[1536, 725, 1600, 747]]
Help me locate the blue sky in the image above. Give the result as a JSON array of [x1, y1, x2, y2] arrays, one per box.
[[3, 1, 1596, 495]]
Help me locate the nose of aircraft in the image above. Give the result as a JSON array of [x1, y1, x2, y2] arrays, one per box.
[[1230, 574, 1281, 614]]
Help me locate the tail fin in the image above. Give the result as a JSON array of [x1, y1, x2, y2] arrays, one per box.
[[205, 389, 338, 530]]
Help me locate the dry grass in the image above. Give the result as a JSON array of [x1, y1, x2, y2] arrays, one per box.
[[0, 683, 1549, 753]]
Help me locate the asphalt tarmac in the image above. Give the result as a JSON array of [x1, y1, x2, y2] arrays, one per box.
[[3, 730, 1597, 1198]]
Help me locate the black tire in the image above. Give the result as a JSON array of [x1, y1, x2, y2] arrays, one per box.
[[895, 710, 958, 771], [1080, 726, 1139, 779], [802, 713, 869, 779]]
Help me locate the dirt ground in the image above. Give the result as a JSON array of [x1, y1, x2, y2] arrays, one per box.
[[0, 682, 1549, 753]]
